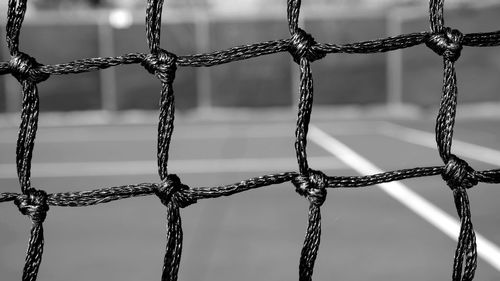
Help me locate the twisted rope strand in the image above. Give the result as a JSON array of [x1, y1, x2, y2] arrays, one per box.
[[427, 0, 479, 277]]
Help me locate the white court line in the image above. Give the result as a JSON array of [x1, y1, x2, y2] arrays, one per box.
[[380, 122, 500, 166], [0, 122, 379, 143], [0, 156, 344, 179], [0, 126, 293, 143], [309, 125, 500, 271]]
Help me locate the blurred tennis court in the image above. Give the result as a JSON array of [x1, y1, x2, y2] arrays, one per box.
[[2, 0, 500, 280], [1, 115, 500, 281]]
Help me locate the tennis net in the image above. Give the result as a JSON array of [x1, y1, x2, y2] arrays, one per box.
[[1, 0, 500, 280]]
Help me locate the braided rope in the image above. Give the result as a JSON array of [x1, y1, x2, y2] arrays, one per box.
[[2, 0, 500, 280]]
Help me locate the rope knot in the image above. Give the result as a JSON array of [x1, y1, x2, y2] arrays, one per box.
[[8, 52, 50, 83], [442, 154, 478, 190], [155, 174, 196, 208], [292, 169, 328, 206], [14, 188, 49, 224], [290, 28, 326, 63], [141, 49, 177, 82], [426, 27, 464, 62]]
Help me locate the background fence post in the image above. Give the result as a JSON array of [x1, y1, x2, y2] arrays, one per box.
[[98, 11, 118, 112], [386, 8, 403, 108], [195, 9, 212, 112]]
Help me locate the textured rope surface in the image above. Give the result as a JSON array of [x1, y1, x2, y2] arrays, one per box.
[[1, 0, 500, 280]]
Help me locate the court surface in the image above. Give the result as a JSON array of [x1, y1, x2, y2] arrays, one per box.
[[1, 116, 500, 281]]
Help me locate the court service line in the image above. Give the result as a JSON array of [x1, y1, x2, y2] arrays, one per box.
[[0, 156, 344, 179], [380, 122, 500, 166], [0, 122, 379, 143], [308, 125, 500, 271]]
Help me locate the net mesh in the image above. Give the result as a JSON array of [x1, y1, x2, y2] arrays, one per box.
[[1, 0, 500, 280]]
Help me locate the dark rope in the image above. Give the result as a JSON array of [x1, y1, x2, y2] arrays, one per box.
[[14, 188, 49, 281], [427, 1, 479, 278], [286, 1, 327, 278], [146, 1, 183, 279], [1, 0, 500, 280]]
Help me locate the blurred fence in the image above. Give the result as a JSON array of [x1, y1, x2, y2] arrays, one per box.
[[1, 3, 499, 113]]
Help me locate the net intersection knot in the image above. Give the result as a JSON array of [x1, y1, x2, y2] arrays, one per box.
[[14, 188, 49, 224], [8, 52, 50, 83], [142, 48, 178, 82], [290, 28, 326, 64], [426, 27, 464, 62], [442, 154, 478, 190], [155, 174, 197, 208], [292, 169, 328, 206]]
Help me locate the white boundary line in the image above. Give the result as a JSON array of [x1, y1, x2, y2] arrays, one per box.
[[380, 122, 500, 167], [0, 125, 294, 143], [0, 122, 379, 143], [0, 156, 343, 179], [308, 125, 500, 271]]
